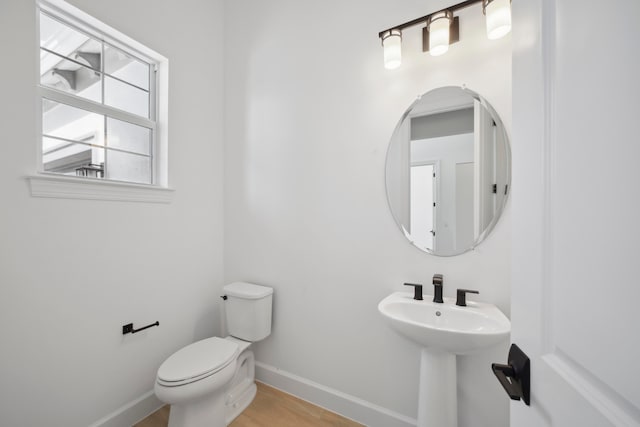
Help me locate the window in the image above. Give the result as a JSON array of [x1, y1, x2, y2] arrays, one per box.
[[37, 1, 165, 187]]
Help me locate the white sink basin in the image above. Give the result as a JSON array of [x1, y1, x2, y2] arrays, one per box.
[[378, 292, 510, 354]]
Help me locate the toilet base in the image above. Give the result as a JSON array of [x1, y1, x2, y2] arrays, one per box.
[[168, 388, 228, 427], [225, 349, 256, 424], [225, 382, 256, 425]]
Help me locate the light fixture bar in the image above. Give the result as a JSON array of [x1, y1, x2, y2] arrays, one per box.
[[377, 0, 480, 39]]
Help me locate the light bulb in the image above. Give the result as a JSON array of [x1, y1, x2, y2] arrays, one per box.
[[483, 0, 512, 40], [427, 11, 453, 57], [382, 29, 402, 70]]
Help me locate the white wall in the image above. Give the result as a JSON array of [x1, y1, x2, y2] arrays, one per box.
[[0, 0, 225, 426], [224, 1, 512, 426]]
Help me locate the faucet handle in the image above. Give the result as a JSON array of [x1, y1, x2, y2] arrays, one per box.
[[456, 289, 479, 306], [404, 283, 423, 300]]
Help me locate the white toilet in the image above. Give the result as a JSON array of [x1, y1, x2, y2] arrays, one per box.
[[155, 282, 273, 427]]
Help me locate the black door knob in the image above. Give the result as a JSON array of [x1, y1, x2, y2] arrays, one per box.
[[491, 343, 530, 406]]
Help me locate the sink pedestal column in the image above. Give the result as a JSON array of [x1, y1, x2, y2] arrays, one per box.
[[418, 348, 457, 427]]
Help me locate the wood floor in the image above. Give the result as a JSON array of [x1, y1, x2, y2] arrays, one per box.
[[134, 382, 364, 427]]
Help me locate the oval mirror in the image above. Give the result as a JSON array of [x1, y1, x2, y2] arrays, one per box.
[[385, 86, 511, 256]]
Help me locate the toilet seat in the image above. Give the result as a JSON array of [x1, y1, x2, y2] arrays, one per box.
[[157, 337, 239, 387]]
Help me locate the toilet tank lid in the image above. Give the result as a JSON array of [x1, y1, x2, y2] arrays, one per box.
[[224, 282, 273, 299]]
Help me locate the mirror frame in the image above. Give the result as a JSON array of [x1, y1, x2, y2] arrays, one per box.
[[385, 86, 511, 256]]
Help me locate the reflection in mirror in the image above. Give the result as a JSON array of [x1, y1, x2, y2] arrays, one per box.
[[386, 86, 510, 256]]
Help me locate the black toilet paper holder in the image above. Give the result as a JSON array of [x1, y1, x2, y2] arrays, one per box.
[[122, 321, 159, 335]]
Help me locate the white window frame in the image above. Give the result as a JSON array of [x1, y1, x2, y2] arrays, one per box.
[[30, 0, 172, 203]]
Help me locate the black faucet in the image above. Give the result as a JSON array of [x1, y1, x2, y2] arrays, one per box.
[[456, 289, 479, 306], [432, 274, 444, 303], [404, 283, 423, 300]]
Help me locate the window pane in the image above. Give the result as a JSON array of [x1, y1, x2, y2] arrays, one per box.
[[104, 44, 150, 90], [43, 137, 105, 177], [40, 13, 90, 61], [43, 100, 104, 145], [105, 76, 149, 118], [106, 118, 151, 155], [40, 55, 102, 103], [40, 13, 102, 72], [106, 150, 151, 184]]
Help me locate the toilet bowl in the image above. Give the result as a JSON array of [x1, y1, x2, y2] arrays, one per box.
[[154, 282, 273, 427]]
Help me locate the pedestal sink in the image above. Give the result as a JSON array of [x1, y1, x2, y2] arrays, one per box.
[[378, 292, 510, 427]]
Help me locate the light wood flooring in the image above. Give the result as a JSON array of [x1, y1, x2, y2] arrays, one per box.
[[134, 382, 364, 427]]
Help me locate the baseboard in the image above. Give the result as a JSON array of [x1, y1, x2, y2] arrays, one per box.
[[87, 364, 416, 427], [255, 362, 416, 427], [88, 390, 163, 427]]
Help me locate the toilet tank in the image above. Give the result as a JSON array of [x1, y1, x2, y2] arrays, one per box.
[[223, 282, 273, 342]]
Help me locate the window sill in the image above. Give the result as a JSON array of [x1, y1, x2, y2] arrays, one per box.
[[27, 174, 174, 204]]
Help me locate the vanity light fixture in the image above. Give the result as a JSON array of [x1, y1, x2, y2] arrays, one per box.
[[378, 0, 511, 68]]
